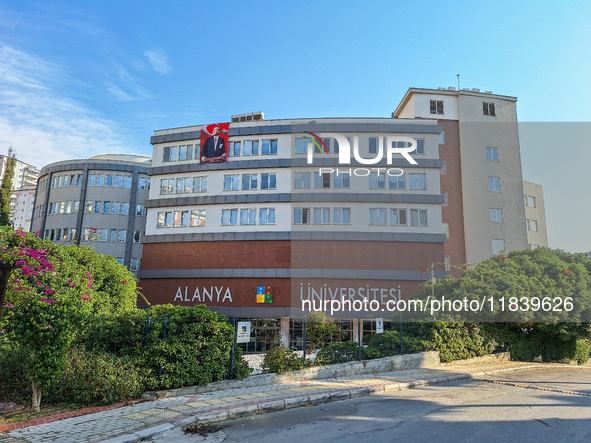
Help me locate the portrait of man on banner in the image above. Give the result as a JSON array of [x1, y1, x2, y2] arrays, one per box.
[[200, 123, 229, 164]]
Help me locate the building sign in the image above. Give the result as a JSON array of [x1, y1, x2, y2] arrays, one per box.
[[256, 286, 273, 303], [173, 286, 233, 303], [376, 318, 384, 334], [200, 122, 229, 164], [236, 321, 251, 343]]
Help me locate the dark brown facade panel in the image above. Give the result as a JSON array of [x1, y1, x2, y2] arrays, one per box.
[[141, 240, 444, 272], [438, 120, 466, 276]]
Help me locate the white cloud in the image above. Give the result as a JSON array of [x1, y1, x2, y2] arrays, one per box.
[[144, 47, 171, 74], [0, 45, 133, 168]]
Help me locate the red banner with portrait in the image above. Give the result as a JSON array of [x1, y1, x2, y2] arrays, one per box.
[[200, 122, 229, 164]]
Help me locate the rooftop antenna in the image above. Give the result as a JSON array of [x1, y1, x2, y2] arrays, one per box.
[[456, 74, 460, 91]]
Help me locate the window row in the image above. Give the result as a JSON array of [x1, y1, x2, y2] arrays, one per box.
[[293, 172, 427, 190], [294, 137, 425, 155], [162, 138, 279, 163], [157, 209, 206, 228], [224, 173, 277, 191], [160, 176, 208, 195], [292, 207, 429, 226], [42, 227, 142, 244], [87, 174, 150, 190], [222, 208, 276, 225], [524, 194, 536, 207], [51, 174, 83, 188], [47, 201, 80, 215], [83, 201, 146, 216]]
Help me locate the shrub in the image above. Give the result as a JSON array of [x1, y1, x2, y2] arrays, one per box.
[[82, 304, 247, 389], [361, 346, 382, 360], [428, 322, 497, 362], [262, 346, 303, 373], [367, 331, 427, 357], [316, 341, 359, 364], [0, 345, 31, 405], [574, 339, 591, 365], [44, 347, 147, 405], [306, 312, 343, 350]]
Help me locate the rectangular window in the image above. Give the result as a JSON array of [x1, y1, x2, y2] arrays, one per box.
[[59, 201, 66, 214], [88, 174, 96, 186], [415, 139, 425, 154], [124, 176, 132, 188], [193, 176, 208, 192], [103, 201, 111, 214], [121, 203, 129, 215], [444, 255, 451, 271], [492, 239, 505, 255], [221, 209, 238, 225], [390, 209, 407, 225], [136, 204, 143, 216], [295, 138, 308, 154], [130, 258, 139, 272], [370, 208, 387, 225], [133, 231, 141, 243], [157, 212, 168, 228], [160, 179, 174, 194], [97, 175, 105, 186], [369, 172, 386, 189], [94, 201, 102, 213], [483, 102, 496, 116], [105, 175, 114, 186], [488, 177, 501, 192], [294, 172, 311, 189], [62, 228, 69, 242], [242, 174, 258, 190], [527, 196, 536, 207], [314, 172, 331, 188], [490, 208, 503, 223], [262, 139, 278, 155], [73, 201, 79, 213], [259, 208, 276, 225], [230, 141, 241, 156], [529, 220, 538, 232], [117, 257, 124, 265], [178, 145, 192, 160], [138, 177, 148, 190], [194, 144, 201, 159], [430, 100, 444, 114], [115, 175, 123, 187], [173, 211, 189, 227], [333, 172, 350, 188], [176, 177, 191, 194], [111, 201, 120, 214], [99, 229, 108, 242], [294, 208, 310, 224], [313, 208, 331, 224], [243, 140, 259, 155], [333, 208, 351, 224], [369, 137, 379, 154], [224, 175, 240, 191], [260, 173, 277, 190], [190, 209, 206, 227], [118, 230, 127, 242], [486, 147, 499, 161], [62, 175, 70, 187], [409, 173, 426, 190], [410, 209, 428, 226], [240, 208, 257, 225], [388, 174, 406, 189]]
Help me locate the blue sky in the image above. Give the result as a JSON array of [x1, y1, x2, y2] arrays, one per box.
[[0, 1, 590, 252]]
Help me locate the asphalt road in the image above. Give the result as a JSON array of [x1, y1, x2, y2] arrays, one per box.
[[159, 367, 591, 443]]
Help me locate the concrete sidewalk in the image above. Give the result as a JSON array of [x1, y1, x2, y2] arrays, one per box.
[[0, 360, 585, 443]]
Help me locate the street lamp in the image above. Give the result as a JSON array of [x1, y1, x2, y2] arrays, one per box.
[[0, 262, 15, 319]]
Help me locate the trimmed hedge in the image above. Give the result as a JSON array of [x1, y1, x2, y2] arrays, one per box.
[[262, 346, 303, 373], [82, 304, 250, 389]]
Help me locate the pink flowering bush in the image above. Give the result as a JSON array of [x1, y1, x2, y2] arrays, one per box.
[[0, 227, 139, 410]]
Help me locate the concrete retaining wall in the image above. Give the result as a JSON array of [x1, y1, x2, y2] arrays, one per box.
[[143, 351, 441, 400]]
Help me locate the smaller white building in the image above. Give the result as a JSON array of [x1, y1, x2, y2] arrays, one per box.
[[11, 187, 36, 231]]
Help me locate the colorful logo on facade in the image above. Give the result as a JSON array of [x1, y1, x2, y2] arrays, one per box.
[[303, 132, 329, 155]]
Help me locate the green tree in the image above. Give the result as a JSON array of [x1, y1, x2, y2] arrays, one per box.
[[0, 227, 138, 411], [409, 248, 591, 361], [306, 312, 343, 350], [0, 146, 16, 226]]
